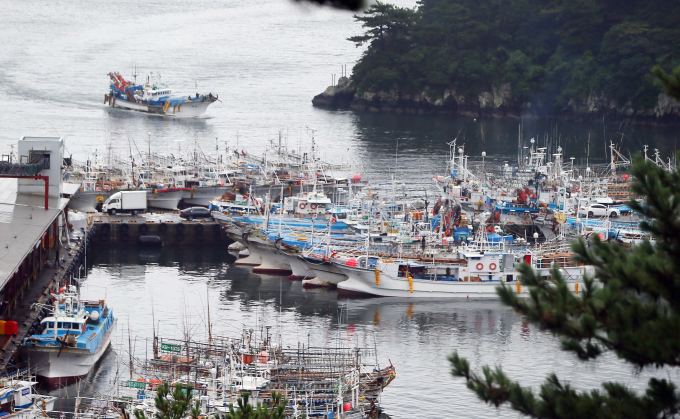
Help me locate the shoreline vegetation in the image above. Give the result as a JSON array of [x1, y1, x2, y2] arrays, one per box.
[[313, 0, 680, 124]]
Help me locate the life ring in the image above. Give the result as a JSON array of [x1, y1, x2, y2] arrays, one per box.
[[476, 263, 484, 270], [331, 218, 337, 223], [310, 203, 317, 210], [299, 203, 306, 209], [489, 263, 497, 270]]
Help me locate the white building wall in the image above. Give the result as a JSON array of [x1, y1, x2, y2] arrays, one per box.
[[17, 136, 63, 198]]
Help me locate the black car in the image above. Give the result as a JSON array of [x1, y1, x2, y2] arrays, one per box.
[[179, 207, 213, 221]]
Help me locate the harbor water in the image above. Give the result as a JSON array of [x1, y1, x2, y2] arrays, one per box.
[[2, 0, 680, 417], [62, 245, 674, 419]]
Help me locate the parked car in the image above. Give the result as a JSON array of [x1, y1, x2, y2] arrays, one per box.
[[578, 203, 619, 218], [179, 207, 213, 221]]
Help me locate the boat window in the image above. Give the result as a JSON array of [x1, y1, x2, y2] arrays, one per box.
[[57, 322, 63, 328], [336, 213, 347, 219], [48, 322, 54, 329], [72, 323, 81, 329], [62, 322, 71, 329]]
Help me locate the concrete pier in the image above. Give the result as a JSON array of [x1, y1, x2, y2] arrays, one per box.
[[81, 211, 233, 247]]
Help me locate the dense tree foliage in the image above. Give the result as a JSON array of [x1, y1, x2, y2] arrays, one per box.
[[449, 123, 680, 415], [213, 391, 292, 419], [349, 0, 680, 111], [133, 383, 200, 419]]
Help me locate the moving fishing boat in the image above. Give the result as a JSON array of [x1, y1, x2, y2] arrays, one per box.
[[105, 72, 218, 118], [18, 286, 117, 385]]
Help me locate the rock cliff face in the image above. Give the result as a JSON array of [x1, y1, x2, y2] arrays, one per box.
[[312, 81, 680, 123], [311, 77, 356, 108]]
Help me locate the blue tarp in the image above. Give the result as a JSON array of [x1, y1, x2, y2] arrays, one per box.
[[487, 233, 502, 242], [431, 215, 440, 231]]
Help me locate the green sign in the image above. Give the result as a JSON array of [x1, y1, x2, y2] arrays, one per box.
[[161, 343, 182, 353], [127, 380, 146, 389]]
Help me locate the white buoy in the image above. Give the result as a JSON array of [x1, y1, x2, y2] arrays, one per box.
[[90, 311, 100, 321]]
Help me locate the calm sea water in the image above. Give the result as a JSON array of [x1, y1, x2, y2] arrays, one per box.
[[49, 246, 674, 419], [2, 0, 679, 417]]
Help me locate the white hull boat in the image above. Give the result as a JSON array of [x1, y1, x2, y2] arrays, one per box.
[[249, 242, 292, 275], [19, 290, 117, 385], [23, 319, 117, 384], [234, 243, 262, 266], [110, 95, 214, 117], [300, 257, 347, 288], [69, 190, 112, 212], [146, 189, 185, 210], [182, 186, 231, 207], [334, 254, 588, 298], [285, 254, 316, 280], [106, 72, 217, 118]]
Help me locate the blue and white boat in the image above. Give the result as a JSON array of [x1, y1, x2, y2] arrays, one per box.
[[18, 286, 117, 385], [105, 72, 218, 117], [0, 370, 56, 419]]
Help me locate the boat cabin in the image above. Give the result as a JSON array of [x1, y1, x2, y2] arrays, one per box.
[[40, 318, 86, 334]]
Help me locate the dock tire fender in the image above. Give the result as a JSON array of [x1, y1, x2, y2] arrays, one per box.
[[176, 223, 185, 233], [101, 224, 111, 234], [212, 224, 221, 233], [159, 223, 168, 232], [121, 233, 130, 241], [139, 224, 149, 234], [195, 224, 204, 233], [120, 224, 130, 233]]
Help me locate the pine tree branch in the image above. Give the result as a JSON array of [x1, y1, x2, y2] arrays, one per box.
[[451, 350, 680, 418], [652, 66, 680, 101]]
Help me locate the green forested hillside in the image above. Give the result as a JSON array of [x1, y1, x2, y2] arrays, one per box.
[[348, 0, 680, 114]]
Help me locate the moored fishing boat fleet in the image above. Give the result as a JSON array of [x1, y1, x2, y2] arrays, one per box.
[[58, 131, 669, 301], [211, 139, 663, 299], [3, 68, 675, 419]]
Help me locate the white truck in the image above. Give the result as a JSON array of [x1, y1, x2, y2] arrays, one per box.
[[101, 191, 147, 215]]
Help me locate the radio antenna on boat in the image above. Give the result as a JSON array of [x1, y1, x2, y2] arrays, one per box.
[[207, 281, 212, 343], [127, 316, 133, 379], [132, 64, 138, 84], [151, 291, 158, 358]]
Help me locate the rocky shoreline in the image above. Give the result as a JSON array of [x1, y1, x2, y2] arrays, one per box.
[[312, 77, 680, 124]]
